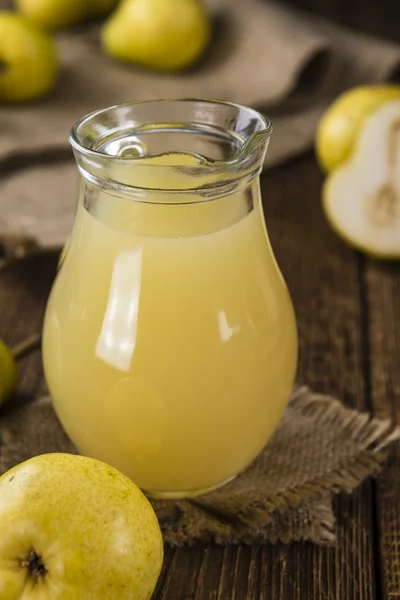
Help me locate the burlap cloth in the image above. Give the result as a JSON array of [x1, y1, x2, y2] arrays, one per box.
[[1, 0, 400, 246], [1, 383, 398, 546]]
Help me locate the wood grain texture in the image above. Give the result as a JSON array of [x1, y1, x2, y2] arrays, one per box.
[[1, 2, 399, 595], [363, 261, 400, 599], [283, 0, 400, 44], [0, 251, 58, 397], [257, 157, 375, 600]]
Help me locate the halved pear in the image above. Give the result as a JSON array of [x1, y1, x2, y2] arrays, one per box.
[[323, 99, 400, 260]]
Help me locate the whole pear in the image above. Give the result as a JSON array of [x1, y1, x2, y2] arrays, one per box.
[[0, 12, 57, 102], [0, 453, 164, 600], [16, 0, 119, 29], [102, 0, 210, 71]]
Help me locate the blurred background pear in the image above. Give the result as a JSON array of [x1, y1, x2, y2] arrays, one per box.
[[16, 0, 119, 29], [102, 0, 210, 71], [0, 12, 58, 102]]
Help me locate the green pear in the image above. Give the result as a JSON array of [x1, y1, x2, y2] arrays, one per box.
[[102, 0, 210, 71], [0, 12, 57, 102], [16, 0, 119, 29], [0, 453, 164, 599]]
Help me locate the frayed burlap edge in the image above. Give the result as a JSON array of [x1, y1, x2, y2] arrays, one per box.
[[243, 386, 400, 513], [150, 387, 400, 545]]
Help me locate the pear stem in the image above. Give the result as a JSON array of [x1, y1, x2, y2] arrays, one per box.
[[12, 333, 42, 360]]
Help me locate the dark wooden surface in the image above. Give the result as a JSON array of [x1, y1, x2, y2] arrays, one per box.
[[1, 1, 400, 597], [285, 0, 400, 43], [1, 152, 399, 598]]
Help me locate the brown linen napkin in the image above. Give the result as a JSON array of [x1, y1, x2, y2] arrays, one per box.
[[1, 0, 400, 246], [0, 386, 398, 545], [1, 0, 400, 169], [0, 162, 78, 248]]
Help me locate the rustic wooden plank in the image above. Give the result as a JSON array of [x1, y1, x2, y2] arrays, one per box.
[[156, 546, 205, 599], [247, 547, 262, 599], [195, 545, 226, 599], [256, 156, 375, 599], [153, 547, 176, 598], [0, 252, 58, 397], [363, 261, 400, 600], [283, 0, 400, 43]]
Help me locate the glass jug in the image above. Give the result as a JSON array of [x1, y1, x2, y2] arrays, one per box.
[[43, 99, 298, 499]]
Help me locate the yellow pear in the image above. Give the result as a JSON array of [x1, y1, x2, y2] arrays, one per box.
[[0, 453, 164, 599], [16, 0, 119, 29], [316, 85, 400, 173], [102, 0, 210, 71], [0, 341, 17, 407], [323, 99, 400, 260], [0, 12, 57, 102]]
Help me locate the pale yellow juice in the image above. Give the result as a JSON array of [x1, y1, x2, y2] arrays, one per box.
[[43, 155, 297, 496]]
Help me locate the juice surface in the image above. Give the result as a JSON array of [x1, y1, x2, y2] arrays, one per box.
[[43, 154, 297, 495]]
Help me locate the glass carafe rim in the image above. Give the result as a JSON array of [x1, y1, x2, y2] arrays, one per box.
[[69, 98, 272, 197]]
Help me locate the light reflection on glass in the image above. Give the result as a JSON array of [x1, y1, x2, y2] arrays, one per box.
[[96, 248, 143, 371], [218, 310, 241, 343]]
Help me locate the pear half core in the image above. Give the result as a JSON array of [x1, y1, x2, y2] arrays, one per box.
[[323, 99, 400, 259]]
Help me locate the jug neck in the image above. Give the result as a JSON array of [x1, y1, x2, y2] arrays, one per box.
[[70, 99, 272, 198], [79, 174, 264, 238]]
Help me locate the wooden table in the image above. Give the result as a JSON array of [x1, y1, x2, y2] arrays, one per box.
[[1, 152, 399, 599], [1, 2, 400, 597]]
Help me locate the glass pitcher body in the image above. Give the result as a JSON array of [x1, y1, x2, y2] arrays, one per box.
[[43, 99, 298, 498]]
